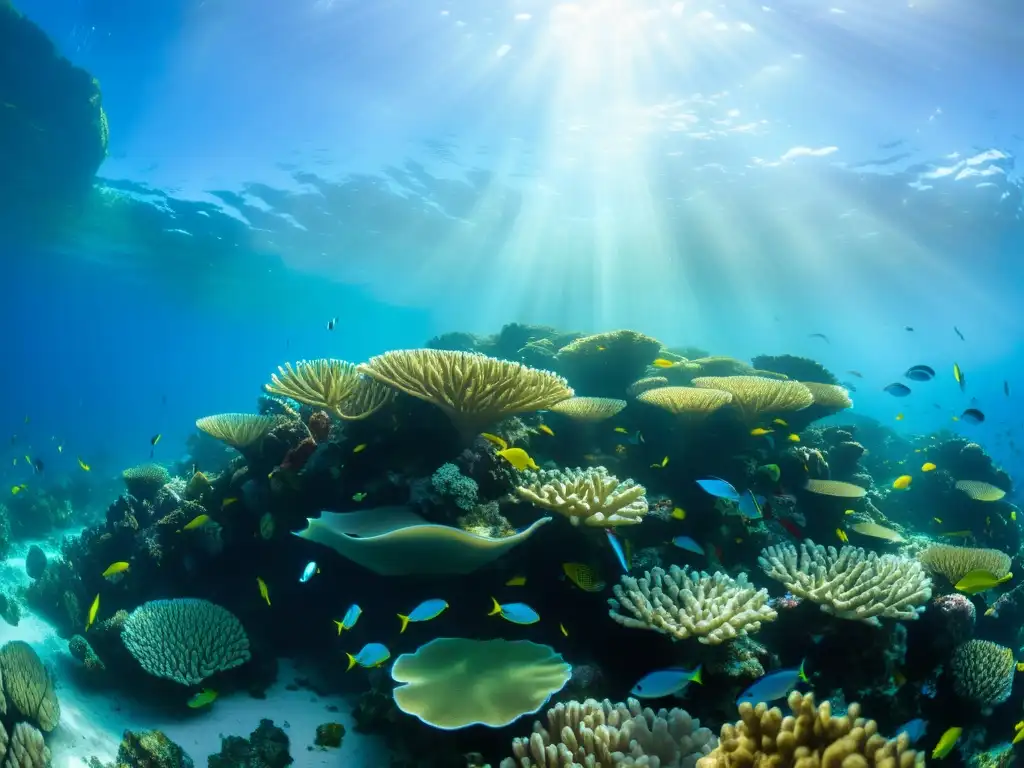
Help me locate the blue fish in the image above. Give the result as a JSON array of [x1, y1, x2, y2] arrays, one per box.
[[895, 718, 928, 745], [737, 490, 763, 520], [696, 477, 741, 501], [299, 561, 319, 583], [346, 642, 390, 671], [488, 597, 540, 625], [672, 536, 705, 556], [631, 666, 702, 699], [398, 599, 449, 633], [333, 604, 362, 635], [605, 529, 629, 573], [737, 661, 808, 705]]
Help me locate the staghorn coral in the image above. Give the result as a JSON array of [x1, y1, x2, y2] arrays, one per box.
[[431, 463, 479, 512], [636, 386, 734, 420], [121, 598, 250, 685], [359, 350, 573, 438], [122, 464, 170, 502], [917, 544, 1011, 585], [501, 697, 716, 768], [627, 377, 670, 397], [516, 467, 647, 527], [195, 413, 280, 450], [950, 639, 1014, 710], [0, 641, 59, 732], [547, 397, 626, 422], [697, 691, 923, 768], [608, 566, 776, 645], [750, 354, 839, 385], [691, 376, 813, 423], [758, 541, 931, 625]]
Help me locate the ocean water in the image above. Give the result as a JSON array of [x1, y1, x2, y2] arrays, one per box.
[[3, 0, 1024, 766]]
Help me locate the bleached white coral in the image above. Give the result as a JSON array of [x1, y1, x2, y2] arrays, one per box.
[[516, 467, 647, 527]]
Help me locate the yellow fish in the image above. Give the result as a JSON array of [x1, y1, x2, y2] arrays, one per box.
[[613, 427, 628, 434], [652, 358, 675, 368], [671, 507, 686, 520], [182, 514, 211, 531], [1017, 662, 1024, 673], [951, 416, 960, 422], [562, 563, 606, 593], [352, 492, 367, 501], [560, 623, 568, 637], [750, 428, 773, 436], [895, 413, 904, 421], [851, 522, 905, 543], [933, 517, 943, 524], [78, 457, 91, 471], [772, 418, 788, 427], [836, 528, 848, 543], [1014, 727, 1024, 746], [222, 497, 239, 508], [892, 475, 913, 490], [257, 576, 271, 606], [932, 726, 961, 759], [914, 449, 922, 453], [650, 456, 669, 469], [85, 594, 100, 632], [102, 562, 130, 578], [10, 484, 26, 495], [505, 575, 526, 586], [497, 447, 539, 471], [187, 688, 218, 708], [787, 434, 800, 443], [844, 509, 855, 515], [1013, 511, 1018, 522], [596, 345, 606, 351], [537, 424, 554, 437], [352, 443, 367, 453], [23, 455, 30, 464], [955, 569, 1012, 595], [985, 607, 997, 617], [921, 462, 936, 472], [480, 433, 508, 450]]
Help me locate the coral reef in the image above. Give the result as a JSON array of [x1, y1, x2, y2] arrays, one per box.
[[950, 639, 1015, 710], [516, 467, 648, 527], [96, 729, 194, 768], [208, 719, 292, 768]]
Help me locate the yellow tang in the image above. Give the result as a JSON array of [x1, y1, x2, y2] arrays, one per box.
[[78, 457, 91, 471], [835, 528, 848, 543], [182, 514, 211, 531], [921, 462, 937, 472], [352, 443, 367, 453], [537, 424, 554, 437], [932, 726, 961, 759], [505, 575, 526, 586], [651, 358, 675, 368], [10, 484, 26, 495], [895, 413, 904, 421], [1015, 727, 1024, 746], [772, 418, 788, 427], [85, 594, 100, 632], [954, 569, 1012, 595], [613, 427, 628, 434], [559, 623, 568, 637], [787, 434, 800, 443], [671, 507, 686, 520], [257, 576, 271, 606], [480, 432, 508, 450], [892, 475, 912, 490], [562, 563, 606, 593], [497, 447, 539, 471], [1017, 662, 1024, 673], [650, 456, 669, 468], [750, 428, 773, 436], [102, 561, 130, 578]]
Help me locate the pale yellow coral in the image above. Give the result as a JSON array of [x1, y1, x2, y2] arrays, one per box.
[[918, 544, 1011, 585], [955, 480, 1007, 502], [626, 377, 669, 397], [800, 381, 854, 411], [608, 565, 776, 645], [547, 397, 626, 422], [196, 413, 280, 449], [803, 479, 867, 498], [516, 467, 647, 527], [636, 386, 733, 419], [691, 376, 813, 422], [265, 359, 362, 415]]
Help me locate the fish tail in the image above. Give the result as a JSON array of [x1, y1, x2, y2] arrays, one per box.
[[487, 597, 502, 616], [333, 620, 344, 636], [1001, 572, 1013, 584], [346, 653, 357, 672], [691, 665, 703, 685], [398, 614, 410, 634], [798, 659, 808, 683], [264, 595, 271, 607]]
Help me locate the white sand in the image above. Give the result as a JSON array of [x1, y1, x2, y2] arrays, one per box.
[[0, 540, 390, 767]]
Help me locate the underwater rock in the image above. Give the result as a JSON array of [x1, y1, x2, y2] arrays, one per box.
[[0, 589, 22, 626], [208, 719, 292, 768], [107, 729, 194, 768], [313, 722, 344, 748], [24, 545, 46, 580], [0, 640, 61, 732]]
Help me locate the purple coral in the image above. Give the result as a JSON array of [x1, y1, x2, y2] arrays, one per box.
[[930, 593, 976, 644]]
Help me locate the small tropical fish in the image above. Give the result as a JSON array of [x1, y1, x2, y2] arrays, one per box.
[[844, 509, 855, 515], [652, 358, 675, 368], [933, 517, 943, 524], [904, 365, 935, 382], [650, 456, 669, 468], [1013, 511, 1018, 522], [488, 597, 540, 625], [78, 457, 91, 471], [851, 522, 905, 543], [921, 462, 936, 472], [955, 569, 1012, 595], [772, 418, 789, 427], [961, 408, 984, 424], [892, 475, 912, 490], [497, 447, 539, 471], [787, 434, 800, 443], [187, 689, 218, 708], [10, 485, 26, 495], [627, 430, 645, 445], [836, 528, 848, 543], [257, 576, 271, 606], [352, 492, 367, 501], [884, 383, 912, 397], [182, 514, 211, 531], [505, 575, 527, 586], [808, 333, 830, 343], [671, 507, 686, 520], [672, 536, 705, 556], [895, 413, 904, 421], [750, 428, 773, 436], [481, 433, 508, 450], [151, 433, 161, 447], [940, 530, 973, 538], [1014, 726, 1024, 746], [737, 490, 764, 520], [605, 530, 630, 573], [896, 718, 928, 745], [904, 326, 914, 332], [613, 427, 629, 434], [760, 464, 781, 483], [1017, 662, 1024, 672], [326, 317, 337, 330], [931, 726, 961, 759], [398, 599, 449, 633], [1005, 380, 1011, 397], [562, 562, 606, 592], [352, 443, 368, 454], [85, 594, 100, 632], [346, 642, 390, 671], [596, 345, 606, 351], [954, 326, 965, 341], [847, 370, 863, 378], [696, 477, 741, 501], [334, 604, 362, 634], [631, 666, 703, 699], [57, 445, 63, 453], [31, 458, 44, 474], [537, 424, 554, 437], [953, 363, 965, 392], [560, 623, 568, 637], [737, 662, 807, 704], [299, 561, 320, 583], [102, 562, 130, 578]]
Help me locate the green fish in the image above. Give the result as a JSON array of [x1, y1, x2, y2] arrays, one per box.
[[352, 492, 367, 502], [187, 688, 218, 708]]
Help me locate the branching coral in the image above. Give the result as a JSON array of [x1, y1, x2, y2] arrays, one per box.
[[950, 639, 1014, 709], [608, 566, 776, 645], [758, 541, 932, 625], [636, 387, 734, 420], [697, 691, 924, 768], [358, 350, 573, 437], [917, 544, 1011, 585], [196, 413, 281, 449], [501, 697, 716, 768], [431, 463, 479, 511], [547, 397, 626, 421], [691, 376, 813, 423], [122, 598, 251, 685], [516, 467, 647, 527], [0, 641, 59, 732]]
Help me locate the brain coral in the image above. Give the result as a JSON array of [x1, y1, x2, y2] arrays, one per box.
[[0, 641, 59, 732], [122, 598, 251, 685], [950, 639, 1015, 710]]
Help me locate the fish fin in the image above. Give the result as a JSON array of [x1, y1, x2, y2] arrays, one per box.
[[333, 620, 344, 636], [1001, 572, 1013, 584], [398, 614, 410, 633], [488, 597, 502, 616], [798, 659, 808, 683], [345, 653, 357, 672], [691, 665, 703, 685]]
